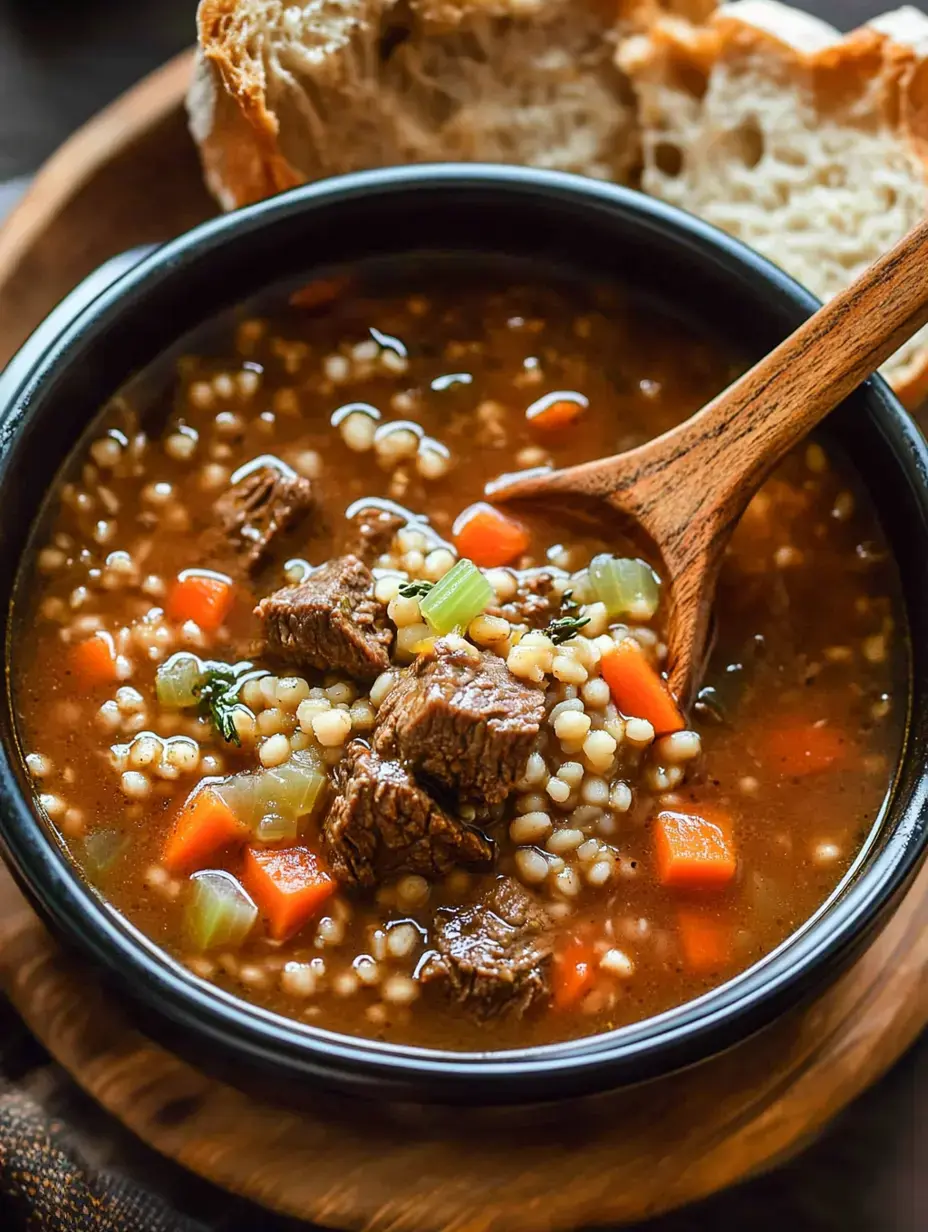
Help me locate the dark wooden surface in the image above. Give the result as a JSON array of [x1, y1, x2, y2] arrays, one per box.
[[0, 0, 925, 1229]]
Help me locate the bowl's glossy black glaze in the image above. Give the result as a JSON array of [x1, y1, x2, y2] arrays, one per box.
[[0, 166, 927, 1106]]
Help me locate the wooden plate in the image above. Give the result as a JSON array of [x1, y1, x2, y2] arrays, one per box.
[[0, 51, 926, 1232]]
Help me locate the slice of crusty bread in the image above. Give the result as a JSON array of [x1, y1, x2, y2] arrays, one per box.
[[619, 1, 928, 407], [190, 0, 643, 212]]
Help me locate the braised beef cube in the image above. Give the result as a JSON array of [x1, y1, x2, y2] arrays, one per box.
[[214, 463, 315, 571], [324, 741, 493, 886], [373, 638, 544, 805], [344, 505, 407, 563], [255, 555, 392, 681], [420, 877, 552, 1020], [487, 569, 562, 629]]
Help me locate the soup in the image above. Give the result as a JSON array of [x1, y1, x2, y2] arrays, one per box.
[[12, 264, 903, 1050]]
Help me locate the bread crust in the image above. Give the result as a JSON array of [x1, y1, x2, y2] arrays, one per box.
[[194, 0, 304, 207]]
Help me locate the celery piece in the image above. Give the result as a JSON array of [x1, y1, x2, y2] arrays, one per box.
[[185, 870, 257, 951], [588, 555, 660, 620], [420, 558, 492, 635]]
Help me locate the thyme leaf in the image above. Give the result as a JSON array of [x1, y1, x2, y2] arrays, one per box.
[[544, 614, 591, 645], [398, 579, 434, 599]]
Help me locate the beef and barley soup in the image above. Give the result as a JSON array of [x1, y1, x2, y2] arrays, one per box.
[[12, 263, 904, 1050]]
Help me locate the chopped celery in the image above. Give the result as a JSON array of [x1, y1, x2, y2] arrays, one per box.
[[185, 870, 257, 951], [256, 812, 299, 844], [588, 555, 660, 621], [420, 558, 492, 635], [156, 653, 205, 709], [82, 829, 128, 880]]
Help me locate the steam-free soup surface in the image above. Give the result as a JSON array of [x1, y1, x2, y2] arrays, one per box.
[[13, 264, 903, 1049]]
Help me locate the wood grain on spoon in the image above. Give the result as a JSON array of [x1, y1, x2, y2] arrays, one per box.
[[489, 217, 928, 705]]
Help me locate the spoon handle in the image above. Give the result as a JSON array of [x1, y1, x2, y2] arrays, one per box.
[[656, 213, 928, 507]]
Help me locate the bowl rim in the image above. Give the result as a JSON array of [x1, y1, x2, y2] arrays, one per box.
[[1, 162, 927, 1104]]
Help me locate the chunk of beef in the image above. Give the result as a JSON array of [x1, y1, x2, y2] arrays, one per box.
[[255, 555, 392, 681], [344, 505, 407, 563], [487, 569, 561, 629], [373, 638, 545, 805], [214, 463, 315, 571], [324, 741, 493, 886], [420, 877, 552, 1021]]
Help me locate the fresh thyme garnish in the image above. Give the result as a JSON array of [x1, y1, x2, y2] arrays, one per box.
[[543, 590, 590, 643], [398, 578, 435, 599], [194, 664, 249, 746], [545, 614, 591, 645]]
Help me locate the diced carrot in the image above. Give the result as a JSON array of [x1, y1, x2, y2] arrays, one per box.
[[69, 632, 119, 687], [452, 502, 530, 568], [553, 937, 598, 1010], [600, 638, 685, 735], [167, 570, 234, 633], [678, 909, 733, 972], [654, 808, 737, 890], [242, 844, 336, 942], [164, 786, 250, 875], [526, 392, 588, 433], [288, 275, 349, 311], [763, 721, 848, 777]]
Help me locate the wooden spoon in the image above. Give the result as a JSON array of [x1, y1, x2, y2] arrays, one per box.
[[488, 218, 928, 707]]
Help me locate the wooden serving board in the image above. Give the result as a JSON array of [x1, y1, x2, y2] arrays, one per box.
[[0, 50, 927, 1232]]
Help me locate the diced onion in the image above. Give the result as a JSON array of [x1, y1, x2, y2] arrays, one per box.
[[256, 812, 299, 844], [185, 869, 257, 950], [588, 555, 660, 620], [214, 775, 268, 831], [420, 558, 492, 635], [259, 749, 327, 819], [82, 829, 128, 880], [215, 750, 327, 833], [156, 653, 205, 709]]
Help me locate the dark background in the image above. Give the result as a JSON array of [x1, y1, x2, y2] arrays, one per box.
[[0, 0, 925, 1229]]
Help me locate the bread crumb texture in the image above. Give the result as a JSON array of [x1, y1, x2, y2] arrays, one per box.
[[623, 1, 928, 405], [190, 0, 928, 404]]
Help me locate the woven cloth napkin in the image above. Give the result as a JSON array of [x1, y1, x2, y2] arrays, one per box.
[[0, 998, 211, 1231]]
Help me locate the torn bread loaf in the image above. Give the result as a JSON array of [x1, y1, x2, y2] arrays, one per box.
[[620, 1, 928, 406], [190, 0, 641, 211]]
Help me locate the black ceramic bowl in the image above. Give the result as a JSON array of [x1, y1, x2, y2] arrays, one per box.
[[1, 165, 927, 1106]]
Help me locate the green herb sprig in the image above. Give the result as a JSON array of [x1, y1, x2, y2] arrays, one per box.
[[194, 662, 266, 747], [543, 590, 590, 644], [398, 579, 434, 599], [544, 614, 591, 645]]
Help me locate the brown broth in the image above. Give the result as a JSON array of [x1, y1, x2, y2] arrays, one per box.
[[11, 265, 904, 1049]]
